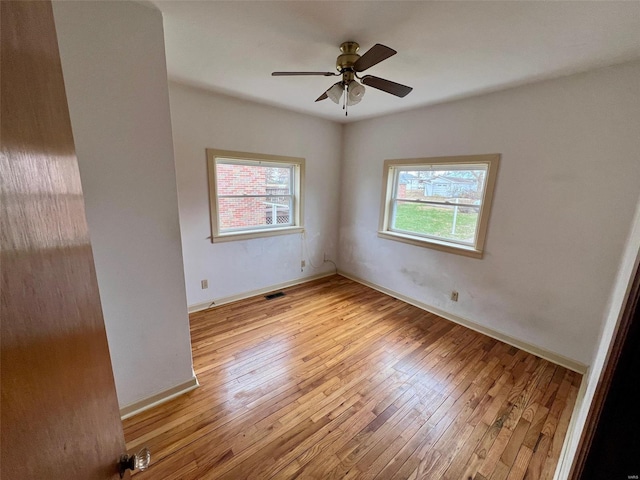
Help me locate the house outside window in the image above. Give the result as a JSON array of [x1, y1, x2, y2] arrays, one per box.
[[379, 154, 500, 258], [207, 149, 304, 242]]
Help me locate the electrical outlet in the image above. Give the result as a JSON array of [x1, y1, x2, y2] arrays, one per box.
[[323, 253, 327, 262], [201, 279, 208, 289], [451, 291, 459, 302], [301, 260, 306, 268]]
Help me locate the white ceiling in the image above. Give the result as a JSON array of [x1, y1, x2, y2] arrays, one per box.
[[150, 1, 640, 123]]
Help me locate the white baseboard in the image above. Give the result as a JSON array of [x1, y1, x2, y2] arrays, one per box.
[[120, 375, 199, 420], [187, 271, 336, 313], [339, 270, 587, 374]]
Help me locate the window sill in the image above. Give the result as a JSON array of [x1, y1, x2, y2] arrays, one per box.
[[377, 231, 483, 258], [212, 226, 304, 243]]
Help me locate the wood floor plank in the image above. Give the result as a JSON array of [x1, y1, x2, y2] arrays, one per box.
[[506, 446, 534, 480], [122, 275, 581, 480]]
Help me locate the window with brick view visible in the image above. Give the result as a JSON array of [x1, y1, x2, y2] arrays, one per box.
[[207, 149, 304, 242]]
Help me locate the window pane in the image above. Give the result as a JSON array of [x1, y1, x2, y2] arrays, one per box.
[[218, 196, 291, 231], [216, 163, 291, 196], [396, 167, 486, 203], [392, 201, 479, 244]]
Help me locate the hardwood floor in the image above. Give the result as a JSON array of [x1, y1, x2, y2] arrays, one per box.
[[123, 275, 581, 479]]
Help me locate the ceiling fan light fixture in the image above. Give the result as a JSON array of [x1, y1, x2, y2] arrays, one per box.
[[347, 80, 365, 106], [326, 83, 344, 104]]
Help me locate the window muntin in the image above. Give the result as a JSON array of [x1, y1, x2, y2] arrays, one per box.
[[207, 150, 304, 242], [379, 155, 499, 257]]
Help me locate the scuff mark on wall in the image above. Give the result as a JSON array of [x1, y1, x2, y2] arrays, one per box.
[[399, 267, 432, 288]]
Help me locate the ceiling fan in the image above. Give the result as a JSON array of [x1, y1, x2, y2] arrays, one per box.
[[272, 42, 413, 116]]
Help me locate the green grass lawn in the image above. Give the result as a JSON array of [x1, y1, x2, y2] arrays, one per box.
[[393, 203, 478, 242]]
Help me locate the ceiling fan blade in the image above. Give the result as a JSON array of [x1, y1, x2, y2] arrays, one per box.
[[361, 75, 413, 97], [315, 82, 341, 102], [354, 44, 397, 72], [272, 71, 337, 77]]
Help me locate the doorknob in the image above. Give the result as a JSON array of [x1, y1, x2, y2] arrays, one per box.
[[118, 447, 151, 478]]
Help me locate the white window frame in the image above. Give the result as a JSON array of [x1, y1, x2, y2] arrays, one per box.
[[207, 149, 305, 243], [378, 154, 500, 258]]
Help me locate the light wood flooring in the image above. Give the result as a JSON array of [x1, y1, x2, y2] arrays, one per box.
[[123, 275, 581, 479]]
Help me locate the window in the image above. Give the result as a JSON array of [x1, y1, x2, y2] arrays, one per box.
[[207, 149, 304, 242], [379, 154, 499, 258]]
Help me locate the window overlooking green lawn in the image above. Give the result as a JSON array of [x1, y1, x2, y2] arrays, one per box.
[[378, 154, 500, 258], [393, 202, 479, 243]]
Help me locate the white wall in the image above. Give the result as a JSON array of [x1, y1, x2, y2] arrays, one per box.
[[558, 200, 640, 477], [53, 1, 195, 408], [169, 83, 341, 307], [340, 62, 640, 365]]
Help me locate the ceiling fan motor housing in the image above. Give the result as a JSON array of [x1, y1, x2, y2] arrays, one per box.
[[336, 41, 360, 73]]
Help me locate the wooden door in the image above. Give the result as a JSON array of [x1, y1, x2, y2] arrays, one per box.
[[1, 1, 130, 478], [570, 264, 640, 479], [583, 287, 640, 478]]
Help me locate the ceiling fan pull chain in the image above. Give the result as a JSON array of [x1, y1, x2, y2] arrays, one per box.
[[344, 83, 351, 117], [345, 83, 349, 116], [342, 83, 346, 110]]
